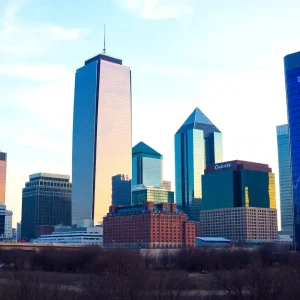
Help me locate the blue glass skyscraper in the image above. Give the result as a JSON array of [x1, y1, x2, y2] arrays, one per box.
[[72, 54, 132, 226], [276, 124, 293, 236], [175, 107, 223, 221], [132, 142, 163, 188], [285, 51, 300, 247]]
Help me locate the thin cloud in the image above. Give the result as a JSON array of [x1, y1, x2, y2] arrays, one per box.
[[0, 64, 73, 82], [0, 2, 89, 55], [115, 0, 193, 20]]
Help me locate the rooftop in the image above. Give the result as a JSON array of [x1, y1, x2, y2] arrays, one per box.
[[132, 142, 162, 157], [176, 107, 221, 134], [29, 173, 70, 181], [196, 237, 231, 242], [205, 160, 272, 174], [85, 53, 122, 66]]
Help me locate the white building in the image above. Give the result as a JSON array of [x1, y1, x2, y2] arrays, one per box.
[[35, 225, 103, 245], [0, 204, 13, 239], [4, 210, 12, 238]]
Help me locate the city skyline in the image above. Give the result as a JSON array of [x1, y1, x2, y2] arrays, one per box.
[[0, 0, 297, 226]]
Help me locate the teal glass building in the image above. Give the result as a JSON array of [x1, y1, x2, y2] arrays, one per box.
[[202, 160, 276, 211], [175, 107, 223, 221], [132, 142, 163, 188], [276, 125, 293, 236]]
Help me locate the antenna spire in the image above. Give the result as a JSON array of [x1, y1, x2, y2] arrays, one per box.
[[103, 24, 107, 54]]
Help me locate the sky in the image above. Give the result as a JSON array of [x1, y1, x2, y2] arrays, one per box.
[[0, 0, 299, 228]]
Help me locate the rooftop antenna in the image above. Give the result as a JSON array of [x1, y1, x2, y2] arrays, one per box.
[[103, 24, 107, 54]]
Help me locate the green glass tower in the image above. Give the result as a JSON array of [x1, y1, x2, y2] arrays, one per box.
[[132, 142, 163, 188], [175, 107, 223, 221], [202, 160, 276, 210]]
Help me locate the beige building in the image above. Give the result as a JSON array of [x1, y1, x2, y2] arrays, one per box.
[[0, 152, 7, 205], [200, 207, 278, 242]]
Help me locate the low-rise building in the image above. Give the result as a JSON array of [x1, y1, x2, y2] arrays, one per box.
[[196, 237, 231, 248], [35, 225, 103, 245], [103, 202, 195, 249], [200, 207, 278, 242]]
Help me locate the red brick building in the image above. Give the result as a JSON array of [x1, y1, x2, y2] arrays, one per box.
[[103, 202, 195, 248]]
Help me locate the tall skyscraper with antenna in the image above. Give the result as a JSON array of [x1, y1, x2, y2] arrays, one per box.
[[72, 31, 132, 226], [175, 108, 223, 221]]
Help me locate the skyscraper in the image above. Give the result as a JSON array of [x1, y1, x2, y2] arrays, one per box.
[[132, 142, 163, 188], [175, 107, 223, 221], [284, 51, 300, 247], [276, 124, 293, 236], [0, 152, 7, 205], [21, 173, 72, 240], [112, 174, 131, 206], [72, 54, 132, 225]]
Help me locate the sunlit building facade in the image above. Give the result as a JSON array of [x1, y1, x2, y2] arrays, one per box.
[[132, 142, 163, 188], [200, 207, 278, 242], [284, 51, 300, 247], [175, 107, 223, 221], [132, 185, 174, 205], [276, 124, 293, 236], [103, 202, 195, 248], [0, 152, 7, 205], [202, 160, 276, 210], [72, 54, 132, 226]]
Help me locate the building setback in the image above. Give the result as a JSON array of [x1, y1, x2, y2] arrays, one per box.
[[276, 125, 293, 236], [103, 202, 195, 249], [132, 185, 174, 205], [284, 51, 300, 248], [21, 173, 72, 240], [175, 107, 223, 221], [200, 207, 278, 242], [202, 160, 276, 210], [72, 54, 132, 226]]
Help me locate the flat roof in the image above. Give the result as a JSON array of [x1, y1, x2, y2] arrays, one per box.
[[196, 237, 231, 242], [29, 173, 70, 180], [205, 160, 272, 174]]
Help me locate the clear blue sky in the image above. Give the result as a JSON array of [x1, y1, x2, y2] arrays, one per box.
[[1, 0, 299, 227]]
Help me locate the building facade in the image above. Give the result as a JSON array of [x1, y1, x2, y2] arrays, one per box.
[[0, 152, 7, 205], [277, 124, 293, 236], [202, 160, 276, 210], [132, 142, 163, 188], [200, 207, 278, 242], [72, 54, 132, 226], [132, 185, 174, 205], [17, 222, 21, 240], [21, 173, 72, 240], [175, 107, 223, 221], [4, 209, 12, 239], [103, 202, 195, 248], [284, 51, 300, 247], [35, 226, 103, 245], [112, 174, 131, 206], [162, 180, 171, 191]]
